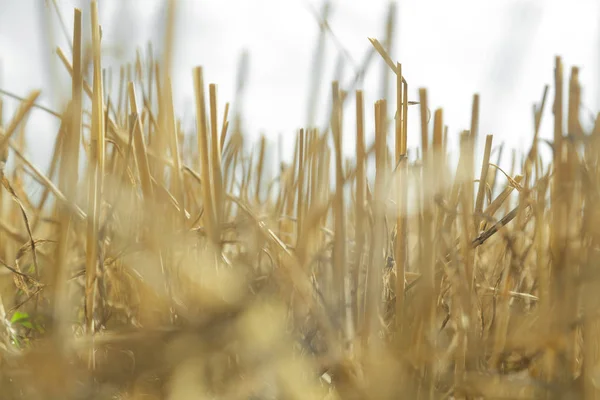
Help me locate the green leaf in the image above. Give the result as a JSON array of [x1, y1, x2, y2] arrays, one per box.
[[10, 311, 34, 330], [10, 311, 29, 324], [20, 320, 33, 329]]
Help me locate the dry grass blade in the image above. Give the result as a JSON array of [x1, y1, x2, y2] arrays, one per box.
[[209, 84, 224, 238], [0, 88, 60, 118], [1, 177, 39, 280], [0, 91, 41, 155], [193, 67, 217, 245]]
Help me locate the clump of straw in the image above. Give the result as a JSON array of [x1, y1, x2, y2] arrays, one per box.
[[0, 2, 597, 399]]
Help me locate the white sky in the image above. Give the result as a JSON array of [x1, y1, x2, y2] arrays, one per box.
[[0, 0, 598, 174]]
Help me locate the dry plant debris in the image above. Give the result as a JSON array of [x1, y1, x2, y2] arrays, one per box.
[[0, 2, 597, 399]]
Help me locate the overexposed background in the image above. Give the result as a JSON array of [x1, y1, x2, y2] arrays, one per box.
[[0, 0, 598, 178]]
